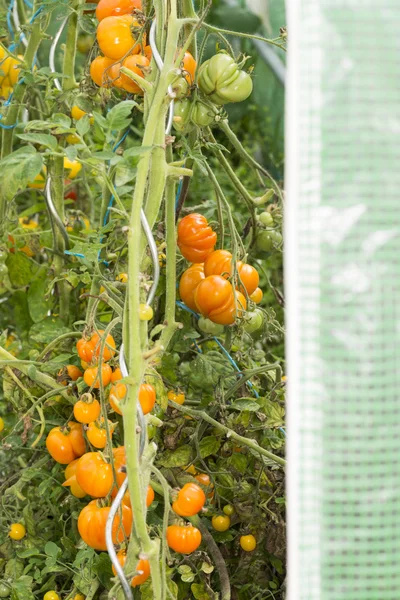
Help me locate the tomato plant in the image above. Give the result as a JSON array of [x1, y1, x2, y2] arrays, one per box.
[[0, 0, 286, 597]]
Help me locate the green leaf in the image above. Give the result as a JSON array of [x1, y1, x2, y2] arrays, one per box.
[[64, 146, 78, 161], [9, 291, 33, 337], [93, 553, 113, 589], [157, 445, 193, 468], [76, 115, 90, 137], [0, 147, 43, 201], [227, 452, 248, 474], [123, 146, 152, 159], [200, 561, 214, 574], [262, 399, 285, 427], [106, 100, 136, 131], [93, 113, 107, 130], [199, 436, 221, 459], [44, 542, 61, 558], [16, 548, 41, 558], [181, 573, 195, 583], [53, 113, 71, 128], [28, 272, 52, 323], [29, 317, 69, 344], [231, 398, 261, 412], [177, 565, 192, 575], [17, 133, 58, 151], [90, 150, 116, 161], [22, 504, 36, 536], [11, 576, 35, 600], [6, 252, 34, 288], [191, 583, 210, 600]]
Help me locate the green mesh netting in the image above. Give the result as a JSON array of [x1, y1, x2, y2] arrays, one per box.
[[286, 2, 400, 599]]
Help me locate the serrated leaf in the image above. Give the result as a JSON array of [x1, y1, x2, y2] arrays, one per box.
[[191, 582, 210, 599], [76, 115, 90, 137], [262, 399, 285, 427], [44, 542, 61, 558], [157, 445, 193, 468], [17, 133, 58, 151], [199, 436, 221, 459], [93, 112, 108, 130], [6, 252, 34, 288], [29, 317, 69, 344], [53, 113, 71, 128], [0, 147, 43, 201], [106, 100, 136, 131], [231, 398, 260, 412]]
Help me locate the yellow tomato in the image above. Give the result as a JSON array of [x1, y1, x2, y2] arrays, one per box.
[[71, 105, 94, 124], [9, 523, 26, 540], [27, 172, 46, 190], [64, 157, 82, 179], [116, 273, 128, 283], [19, 217, 38, 230], [139, 304, 153, 321], [211, 515, 230, 532], [66, 134, 80, 145], [240, 534, 256, 551]]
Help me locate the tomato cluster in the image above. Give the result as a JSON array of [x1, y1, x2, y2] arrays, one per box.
[[178, 214, 263, 326]]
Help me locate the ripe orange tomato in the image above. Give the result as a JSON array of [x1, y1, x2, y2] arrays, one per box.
[[144, 45, 152, 61], [250, 287, 263, 303], [112, 551, 150, 587], [121, 484, 154, 508], [87, 418, 114, 449], [181, 51, 196, 83], [84, 364, 112, 389], [172, 483, 205, 517], [166, 524, 202, 554], [90, 55, 114, 87], [77, 330, 116, 363], [97, 15, 143, 60], [204, 249, 233, 279], [58, 364, 83, 386], [46, 422, 85, 464], [194, 275, 247, 325], [73, 395, 101, 424], [139, 383, 156, 414], [177, 214, 217, 263], [109, 54, 149, 94], [111, 367, 123, 382], [78, 500, 132, 551], [109, 382, 125, 415], [195, 473, 211, 487], [179, 263, 205, 311], [112, 446, 127, 488], [167, 390, 185, 405], [76, 452, 113, 497], [237, 262, 259, 295], [63, 458, 86, 498], [96, 0, 141, 21]]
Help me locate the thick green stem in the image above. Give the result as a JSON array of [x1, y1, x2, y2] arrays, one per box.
[[62, 5, 79, 91], [50, 156, 69, 322]]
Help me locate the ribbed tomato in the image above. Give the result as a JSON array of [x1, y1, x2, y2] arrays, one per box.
[[194, 275, 247, 325], [177, 214, 217, 263], [97, 15, 143, 60], [204, 250, 259, 295], [172, 483, 205, 517], [62, 458, 86, 498], [96, 0, 141, 21], [46, 422, 85, 464], [109, 54, 149, 93], [112, 551, 150, 587], [166, 524, 202, 554], [78, 500, 132, 551], [90, 55, 114, 87], [76, 452, 113, 497], [84, 364, 112, 389], [179, 263, 205, 311], [87, 418, 115, 449], [76, 330, 116, 363]]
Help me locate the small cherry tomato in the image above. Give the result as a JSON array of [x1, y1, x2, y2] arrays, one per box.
[[111, 367, 122, 382], [167, 390, 185, 405], [223, 504, 234, 516], [256, 230, 282, 252], [87, 418, 114, 449], [90, 55, 114, 87], [77, 33, 94, 54], [75, 452, 113, 497], [116, 272, 128, 283], [43, 592, 60, 600], [139, 383, 156, 414], [46, 422, 85, 464], [243, 309, 263, 334], [0, 417, 4, 432], [211, 515, 230, 532], [240, 534, 256, 551], [109, 382, 125, 414], [179, 263, 205, 311], [64, 157, 81, 179], [9, 523, 26, 540], [194, 275, 247, 325], [27, 172, 46, 190], [71, 105, 87, 120], [166, 524, 202, 554], [172, 483, 205, 517], [177, 214, 217, 263], [96, 0, 141, 22], [181, 51, 196, 84], [183, 464, 197, 475], [78, 499, 132, 551], [259, 211, 274, 227], [84, 364, 112, 389], [112, 551, 150, 587], [249, 287, 263, 304], [97, 15, 143, 60], [139, 303, 153, 320], [77, 331, 116, 363], [73, 594, 85, 600], [58, 364, 83, 385], [195, 473, 211, 487], [110, 54, 149, 94], [73, 395, 101, 423], [237, 262, 259, 295]]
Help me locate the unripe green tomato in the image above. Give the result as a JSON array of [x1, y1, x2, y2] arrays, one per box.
[[173, 99, 194, 133], [0, 582, 10, 598], [258, 211, 274, 227], [171, 77, 189, 100], [243, 310, 263, 334], [256, 230, 282, 252], [223, 504, 234, 516], [198, 54, 253, 105], [191, 101, 214, 127], [77, 33, 94, 54], [198, 317, 224, 336]]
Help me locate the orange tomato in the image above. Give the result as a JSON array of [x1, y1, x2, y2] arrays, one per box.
[[73, 396, 101, 424], [112, 446, 127, 489], [195, 473, 211, 486], [237, 262, 259, 296], [84, 364, 112, 388], [62, 458, 86, 498], [194, 275, 247, 325], [250, 287, 263, 304], [78, 500, 132, 551], [90, 55, 114, 87], [76, 452, 113, 497], [111, 367, 123, 382], [172, 483, 205, 517], [45, 422, 85, 464], [121, 484, 154, 508], [181, 51, 196, 83], [87, 418, 115, 449], [144, 44, 152, 61], [109, 382, 155, 415], [204, 249, 233, 279], [166, 524, 202, 554], [179, 263, 205, 311], [109, 54, 149, 94], [58, 364, 83, 385], [97, 15, 143, 60], [77, 330, 116, 363], [112, 551, 150, 587], [96, 0, 141, 21], [109, 382, 125, 414], [177, 213, 217, 263]]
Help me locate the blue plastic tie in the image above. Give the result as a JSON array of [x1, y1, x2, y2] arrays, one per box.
[[65, 250, 85, 258], [6, 0, 15, 38], [29, 6, 43, 22], [24, 0, 33, 7]]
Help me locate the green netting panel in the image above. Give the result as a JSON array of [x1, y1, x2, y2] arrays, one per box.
[[286, 2, 400, 599]]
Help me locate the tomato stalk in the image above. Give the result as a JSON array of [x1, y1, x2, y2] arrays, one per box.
[[62, 1, 81, 92]]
